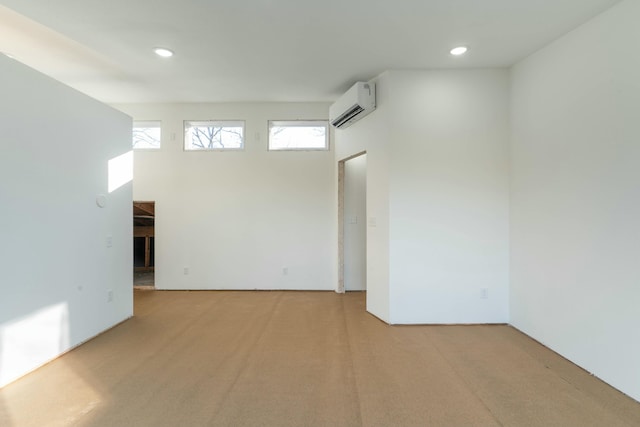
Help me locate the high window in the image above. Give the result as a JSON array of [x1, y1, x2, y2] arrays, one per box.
[[184, 120, 245, 150], [132, 121, 161, 149], [268, 120, 329, 151]]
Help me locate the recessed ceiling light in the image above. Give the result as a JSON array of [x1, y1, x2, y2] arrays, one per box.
[[153, 47, 174, 58], [450, 46, 468, 56]]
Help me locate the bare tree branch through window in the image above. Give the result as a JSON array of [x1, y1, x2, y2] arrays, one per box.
[[133, 121, 161, 149], [185, 121, 244, 150]]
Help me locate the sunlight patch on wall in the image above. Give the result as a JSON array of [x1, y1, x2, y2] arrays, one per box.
[[0, 303, 71, 387], [108, 150, 133, 193]]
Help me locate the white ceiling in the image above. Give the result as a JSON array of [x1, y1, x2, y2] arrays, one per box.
[[0, 0, 621, 104]]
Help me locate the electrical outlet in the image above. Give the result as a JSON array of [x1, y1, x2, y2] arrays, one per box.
[[480, 288, 489, 299], [282, 267, 288, 276], [107, 289, 113, 302], [184, 267, 189, 275], [106, 235, 113, 248]]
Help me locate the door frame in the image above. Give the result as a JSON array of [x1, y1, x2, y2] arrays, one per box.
[[337, 151, 366, 293]]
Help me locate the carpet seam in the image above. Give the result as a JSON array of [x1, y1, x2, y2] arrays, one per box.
[[206, 291, 284, 425], [341, 295, 365, 427], [422, 329, 505, 427]]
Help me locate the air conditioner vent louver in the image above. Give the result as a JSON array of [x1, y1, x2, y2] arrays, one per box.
[[331, 105, 364, 128], [329, 82, 376, 129]]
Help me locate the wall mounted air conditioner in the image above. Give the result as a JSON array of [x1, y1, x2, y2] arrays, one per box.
[[329, 82, 376, 129]]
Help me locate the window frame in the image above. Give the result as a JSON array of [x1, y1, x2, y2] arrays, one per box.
[[183, 120, 246, 151], [132, 120, 162, 150], [267, 120, 330, 151]]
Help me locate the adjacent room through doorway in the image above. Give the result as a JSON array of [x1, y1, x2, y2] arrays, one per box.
[[133, 201, 155, 288]]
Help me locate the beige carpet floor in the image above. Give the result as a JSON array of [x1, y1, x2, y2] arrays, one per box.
[[1, 290, 639, 426]]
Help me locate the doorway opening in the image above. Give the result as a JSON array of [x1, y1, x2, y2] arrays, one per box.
[[133, 201, 155, 288], [338, 152, 367, 293]]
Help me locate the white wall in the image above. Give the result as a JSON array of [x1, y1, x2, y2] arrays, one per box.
[[387, 70, 510, 324], [334, 70, 510, 324], [510, 0, 640, 402], [344, 154, 367, 291], [0, 56, 133, 387], [114, 103, 336, 291]]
